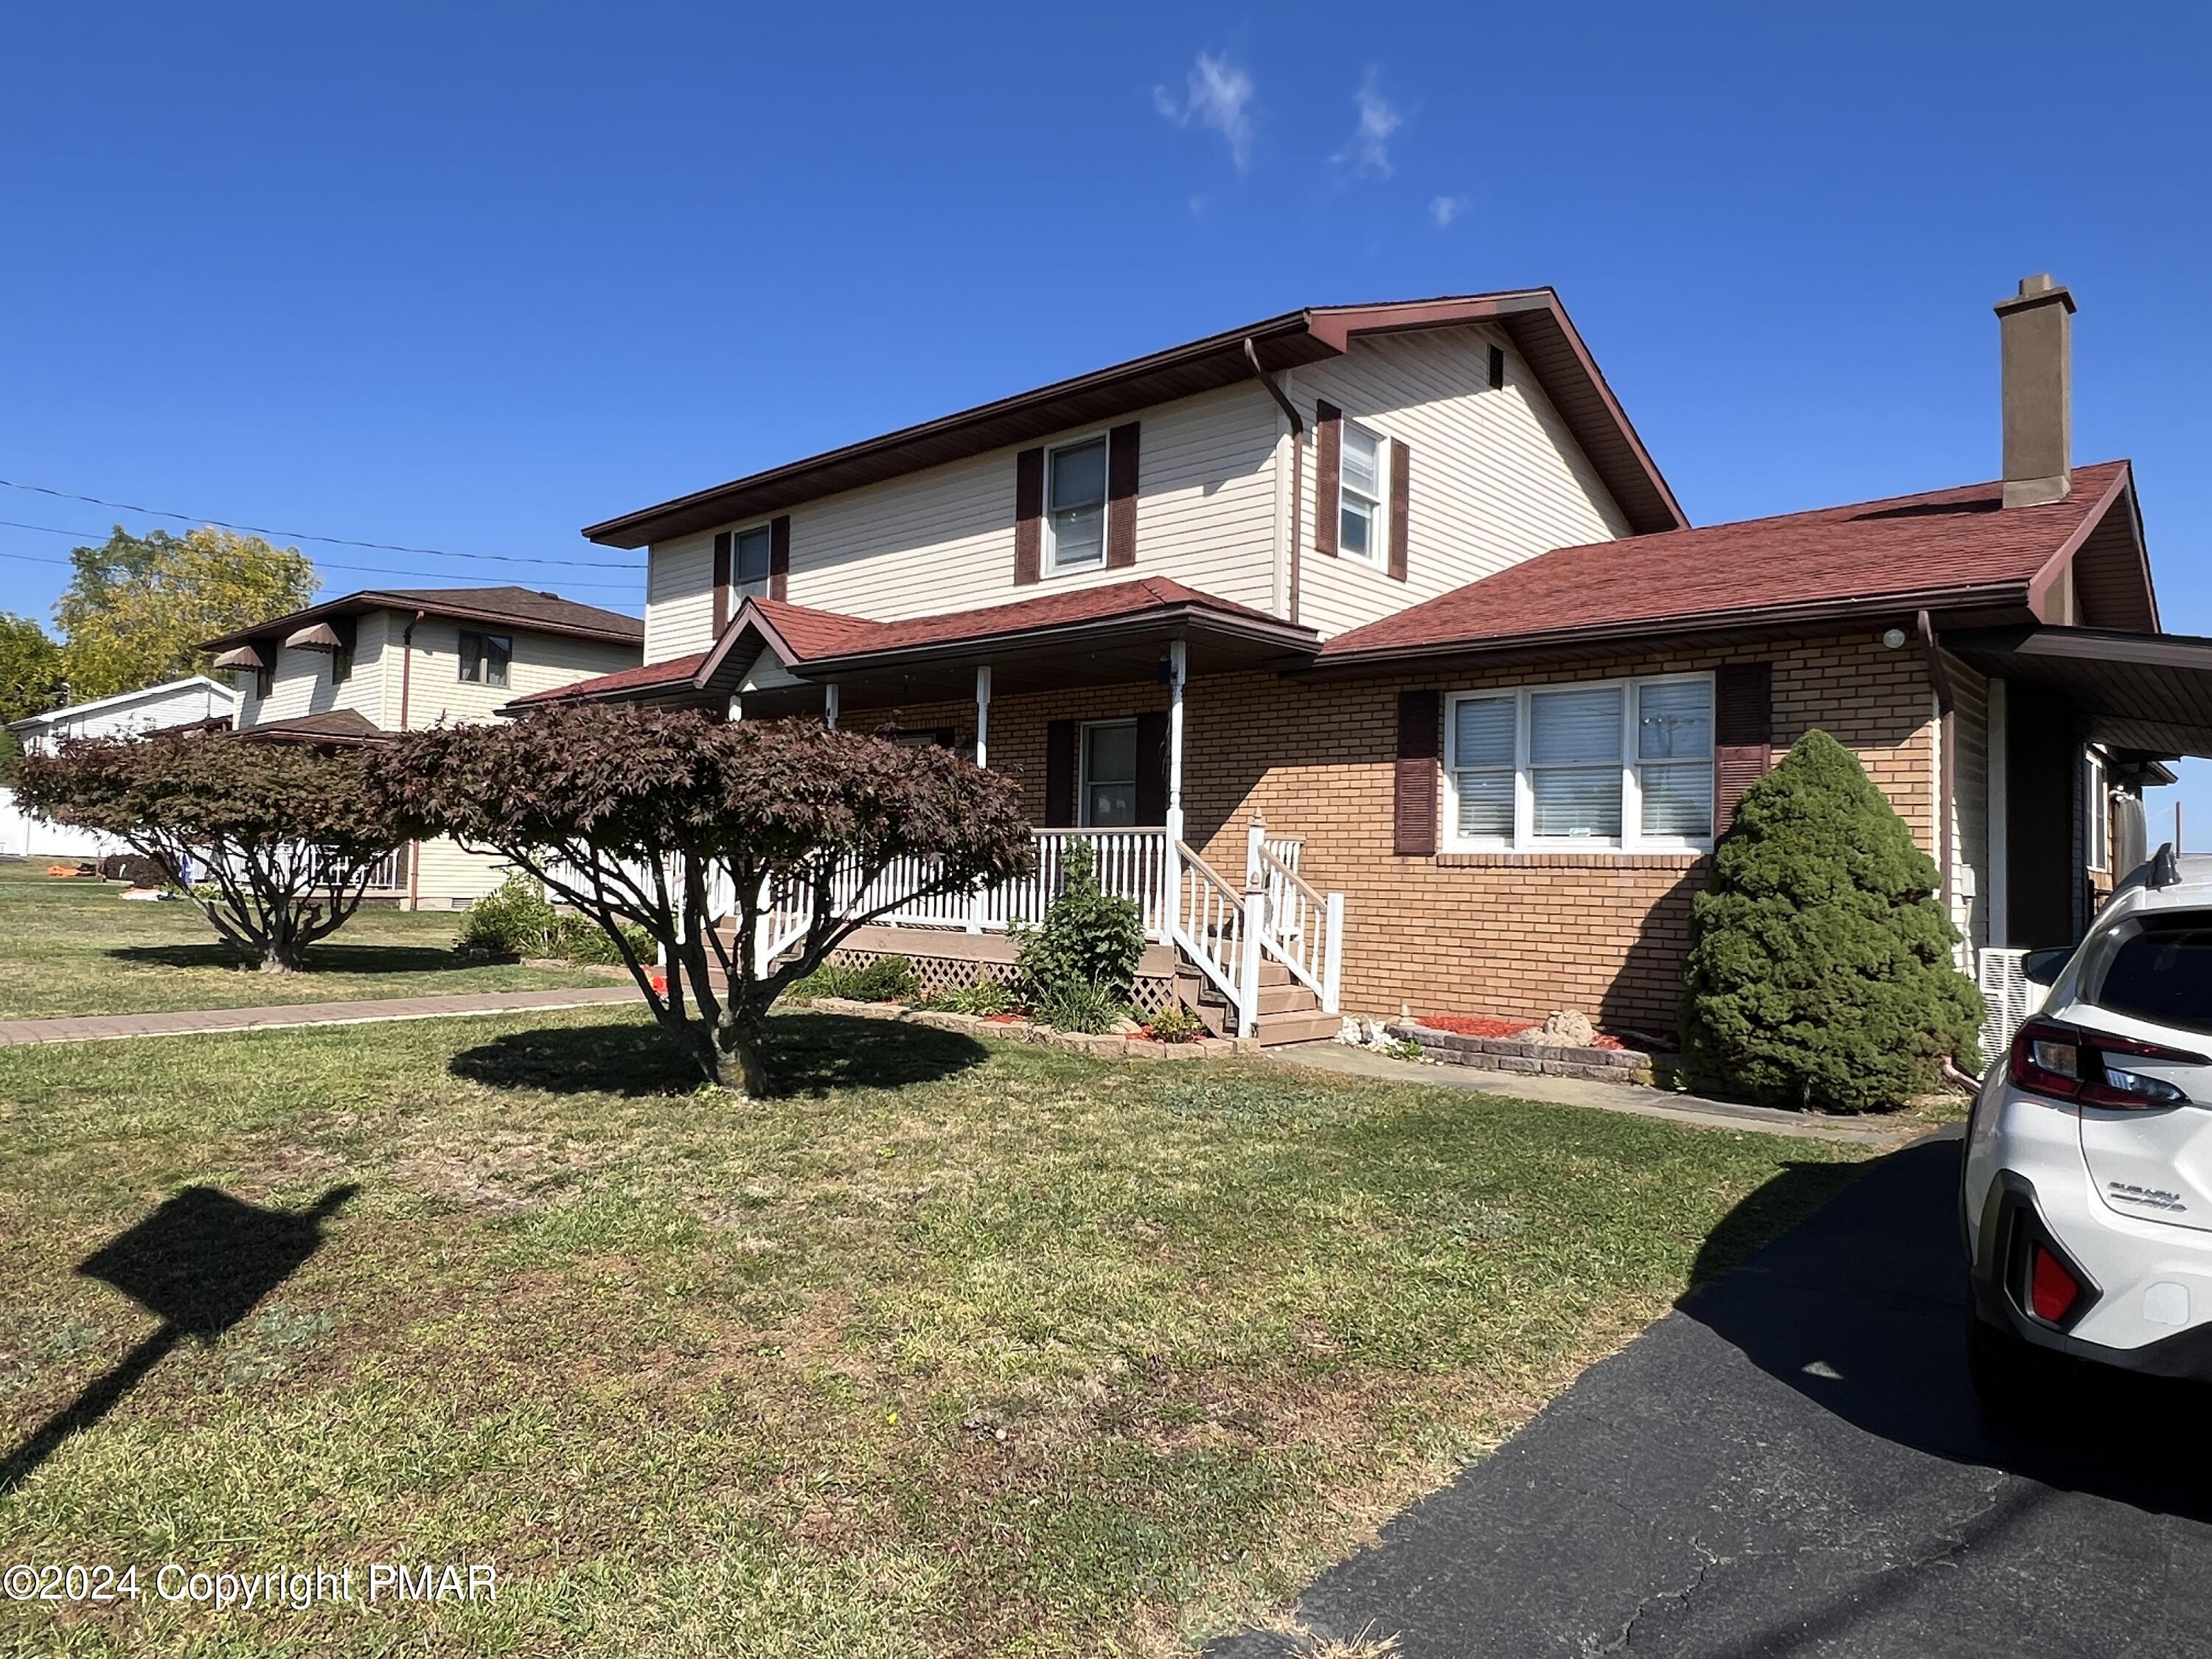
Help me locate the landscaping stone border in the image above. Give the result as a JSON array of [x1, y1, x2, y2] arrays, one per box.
[[1385, 1021, 1660, 1086], [799, 996, 1257, 1060]]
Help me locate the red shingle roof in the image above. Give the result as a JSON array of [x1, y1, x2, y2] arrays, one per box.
[[507, 651, 707, 706], [515, 578, 1307, 708], [1319, 459, 2138, 664]]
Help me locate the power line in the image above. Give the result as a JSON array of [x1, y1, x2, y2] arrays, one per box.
[[0, 476, 641, 570], [0, 535, 644, 596]]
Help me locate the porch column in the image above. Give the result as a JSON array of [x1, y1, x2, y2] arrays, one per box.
[[823, 683, 839, 729], [973, 664, 991, 769], [1163, 638, 1187, 947], [969, 665, 991, 933], [726, 693, 742, 722]]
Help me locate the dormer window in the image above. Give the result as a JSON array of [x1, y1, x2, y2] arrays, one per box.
[[734, 525, 773, 600], [1339, 423, 1385, 563], [1046, 437, 1108, 572]]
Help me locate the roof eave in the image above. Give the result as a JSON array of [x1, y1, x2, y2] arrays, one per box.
[[780, 604, 1321, 681], [201, 591, 643, 653], [1300, 584, 2036, 678]]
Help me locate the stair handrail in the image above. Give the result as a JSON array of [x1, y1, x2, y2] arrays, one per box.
[[1169, 838, 1253, 1027], [1253, 842, 1329, 1001]]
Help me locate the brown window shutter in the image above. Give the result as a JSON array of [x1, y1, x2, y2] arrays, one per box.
[[768, 515, 790, 602], [1313, 401, 1342, 557], [1394, 689, 1442, 857], [1014, 448, 1045, 585], [1714, 662, 1775, 832], [1107, 422, 1141, 568], [1044, 719, 1077, 826], [1388, 438, 1411, 582], [1134, 709, 1169, 825], [711, 532, 732, 633]]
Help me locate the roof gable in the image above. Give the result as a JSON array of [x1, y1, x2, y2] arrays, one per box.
[[582, 292, 1685, 548]]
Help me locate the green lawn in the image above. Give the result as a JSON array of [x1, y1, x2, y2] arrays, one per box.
[[0, 1005, 1868, 1657], [0, 859, 613, 1018]]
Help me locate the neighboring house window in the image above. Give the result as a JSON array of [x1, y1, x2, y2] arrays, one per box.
[[734, 524, 773, 600], [2086, 750, 2108, 872], [254, 666, 273, 700], [1046, 436, 1108, 572], [1339, 423, 1385, 563], [1079, 719, 1138, 827], [1445, 673, 1715, 852], [330, 642, 353, 686], [458, 631, 512, 687]]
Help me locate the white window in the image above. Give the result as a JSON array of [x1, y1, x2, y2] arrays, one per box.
[[2086, 750, 2108, 872], [1046, 437, 1108, 571], [1446, 673, 1715, 852], [734, 525, 773, 599], [1080, 720, 1138, 827], [1339, 423, 1385, 563]]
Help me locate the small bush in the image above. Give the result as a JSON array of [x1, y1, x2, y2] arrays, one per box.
[[786, 954, 922, 1004], [1037, 978, 1127, 1034], [549, 911, 655, 967], [455, 874, 555, 959], [1012, 841, 1146, 1011], [1681, 729, 1984, 1112], [927, 975, 1015, 1017], [1143, 1003, 1207, 1044]]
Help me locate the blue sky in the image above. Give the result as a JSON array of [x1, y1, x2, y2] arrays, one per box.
[[3, 2, 2208, 832]]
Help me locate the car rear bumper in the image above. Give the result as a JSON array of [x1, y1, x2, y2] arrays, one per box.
[[1969, 1164, 2212, 1382]]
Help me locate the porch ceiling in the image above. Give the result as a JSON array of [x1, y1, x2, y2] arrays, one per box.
[[1946, 624, 2212, 757]]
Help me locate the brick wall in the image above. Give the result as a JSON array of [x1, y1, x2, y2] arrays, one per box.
[[829, 630, 1936, 1031]]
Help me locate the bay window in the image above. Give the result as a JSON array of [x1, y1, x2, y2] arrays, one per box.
[[1446, 673, 1716, 852]]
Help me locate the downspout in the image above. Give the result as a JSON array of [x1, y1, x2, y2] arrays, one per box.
[[1915, 610, 1956, 917], [401, 608, 424, 911], [1245, 337, 1304, 626]]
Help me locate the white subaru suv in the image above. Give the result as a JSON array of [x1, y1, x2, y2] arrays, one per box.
[[1964, 845, 2212, 1411]]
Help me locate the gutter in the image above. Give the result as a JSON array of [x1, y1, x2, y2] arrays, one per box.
[[1245, 337, 1304, 627], [772, 605, 1321, 681]]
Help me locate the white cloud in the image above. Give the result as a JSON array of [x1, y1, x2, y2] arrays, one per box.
[[1430, 194, 1470, 227], [1154, 51, 1256, 172], [1334, 67, 1403, 179]]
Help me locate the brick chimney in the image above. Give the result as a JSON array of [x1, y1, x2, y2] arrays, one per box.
[[1994, 274, 2076, 507]]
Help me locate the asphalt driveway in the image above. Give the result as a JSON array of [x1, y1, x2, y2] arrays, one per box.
[[1213, 1131, 2212, 1657]]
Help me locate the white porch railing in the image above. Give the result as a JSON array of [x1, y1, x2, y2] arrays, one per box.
[[722, 818, 1344, 1038]]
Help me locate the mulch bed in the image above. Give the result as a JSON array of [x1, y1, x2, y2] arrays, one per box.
[[1419, 1013, 1626, 1051]]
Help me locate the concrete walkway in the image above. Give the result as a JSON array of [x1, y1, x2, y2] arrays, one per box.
[[0, 985, 639, 1047], [1272, 1040, 1927, 1145]]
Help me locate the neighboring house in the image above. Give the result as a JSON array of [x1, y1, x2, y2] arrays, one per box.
[[2, 675, 240, 859], [201, 586, 644, 906], [528, 282, 2196, 1048]]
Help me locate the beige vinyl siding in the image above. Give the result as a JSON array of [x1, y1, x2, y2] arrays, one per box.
[[247, 645, 342, 724], [400, 620, 641, 725], [1947, 655, 1991, 958], [1294, 326, 1630, 639], [646, 537, 717, 661], [656, 383, 1284, 628], [335, 609, 389, 725], [408, 835, 514, 906]]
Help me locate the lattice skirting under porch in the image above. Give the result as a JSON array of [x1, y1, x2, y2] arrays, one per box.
[[827, 945, 1177, 1017]]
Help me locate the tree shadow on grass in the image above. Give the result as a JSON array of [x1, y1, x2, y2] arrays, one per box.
[[1, 1183, 356, 1498], [446, 1010, 988, 1099], [108, 942, 480, 977]]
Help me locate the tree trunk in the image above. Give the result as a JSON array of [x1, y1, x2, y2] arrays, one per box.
[[703, 1007, 771, 1097], [258, 943, 304, 974]]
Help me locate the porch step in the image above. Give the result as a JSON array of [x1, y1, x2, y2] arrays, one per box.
[[1172, 965, 1326, 1046], [1251, 1008, 1343, 1046]]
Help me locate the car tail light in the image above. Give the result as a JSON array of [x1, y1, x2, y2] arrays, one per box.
[[2008, 1017, 2202, 1109], [2030, 1245, 2081, 1323]]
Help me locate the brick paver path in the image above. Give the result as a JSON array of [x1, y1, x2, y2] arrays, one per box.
[[0, 985, 639, 1047]]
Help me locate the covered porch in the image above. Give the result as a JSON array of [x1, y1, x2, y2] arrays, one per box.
[[698, 581, 1346, 1040]]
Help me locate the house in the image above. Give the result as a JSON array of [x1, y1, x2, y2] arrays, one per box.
[[201, 585, 644, 906], [2, 674, 240, 860], [6, 673, 237, 754], [528, 282, 2195, 1046]]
